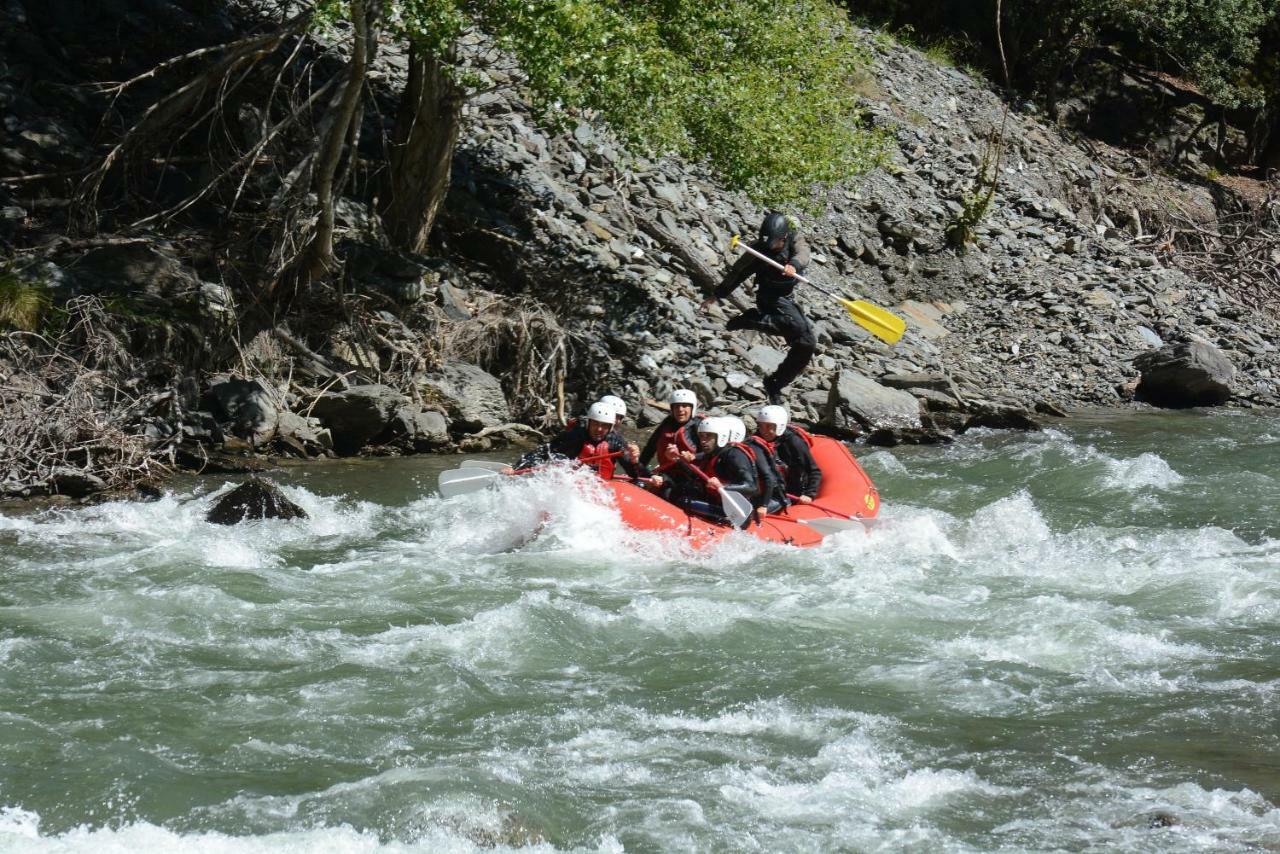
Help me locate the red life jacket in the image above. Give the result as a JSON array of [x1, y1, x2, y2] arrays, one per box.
[[749, 434, 787, 480], [698, 442, 764, 496], [656, 419, 699, 466], [578, 437, 615, 479], [788, 425, 815, 447]]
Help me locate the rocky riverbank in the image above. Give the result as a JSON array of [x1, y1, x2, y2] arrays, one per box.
[[1, 1, 1276, 501]]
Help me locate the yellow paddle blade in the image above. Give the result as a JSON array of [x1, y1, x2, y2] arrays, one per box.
[[840, 297, 906, 345]]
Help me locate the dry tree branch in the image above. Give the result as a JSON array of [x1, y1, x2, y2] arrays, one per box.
[[75, 13, 312, 230], [440, 293, 583, 425]]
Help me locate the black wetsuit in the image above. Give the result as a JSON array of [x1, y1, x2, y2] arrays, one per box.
[[774, 428, 823, 500], [713, 233, 816, 397], [639, 416, 702, 468], [745, 435, 792, 514], [515, 423, 647, 479], [684, 443, 789, 526]]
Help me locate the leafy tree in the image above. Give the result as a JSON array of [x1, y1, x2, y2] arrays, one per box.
[[371, 0, 887, 253], [848, 0, 1280, 167], [90, 0, 885, 297]]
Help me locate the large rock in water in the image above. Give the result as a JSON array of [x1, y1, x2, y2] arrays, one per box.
[[1134, 341, 1234, 407], [309, 383, 406, 455], [417, 360, 511, 432], [825, 370, 922, 430], [207, 478, 307, 525]]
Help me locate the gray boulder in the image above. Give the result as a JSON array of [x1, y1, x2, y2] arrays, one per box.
[[47, 467, 107, 498], [275, 411, 333, 456], [202, 377, 280, 447], [1134, 341, 1234, 407], [390, 406, 451, 449], [309, 383, 407, 455], [961, 405, 1042, 432], [826, 370, 922, 430], [207, 478, 307, 525], [746, 344, 786, 377], [418, 361, 511, 432]]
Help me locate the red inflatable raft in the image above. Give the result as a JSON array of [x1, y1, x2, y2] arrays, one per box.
[[605, 435, 879, 548]]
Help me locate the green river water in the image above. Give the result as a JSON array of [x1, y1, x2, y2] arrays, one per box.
[[1, 410, 1278, 852]]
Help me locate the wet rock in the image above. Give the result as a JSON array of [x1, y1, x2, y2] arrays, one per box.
[[46, 467, 106, 498], [826, 370, 922, 430], [202, 377, 280, 447], [309, 384, 406, 455], [1034, 399, 1070, 418], [865, 427, 953, 446], [1134, 340, 1234, 407], [961, 404, 1042, 432], [206, 478, 307, 525], [417, 361, 511, 432]]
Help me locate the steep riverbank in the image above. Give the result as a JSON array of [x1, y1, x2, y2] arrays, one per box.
[[2, 0, 1277, 500]]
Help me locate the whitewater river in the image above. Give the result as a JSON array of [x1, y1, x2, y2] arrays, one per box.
[[1, 410, 1278, 852]]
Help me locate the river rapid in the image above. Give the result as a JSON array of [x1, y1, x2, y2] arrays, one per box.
[[1, 410, 1278, 852]]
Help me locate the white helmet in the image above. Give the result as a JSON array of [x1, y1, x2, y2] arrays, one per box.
[[696, 416, 732, 449], [668, 388, 698, 417], [599, 394, 627, 420], [723, 416, 747, 445], [756, 405, 789, 433], [586, 401, 617, 425]]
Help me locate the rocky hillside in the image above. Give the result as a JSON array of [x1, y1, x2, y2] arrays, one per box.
[[440, 32, 1279, 422], [2, 1, 1277, 499]]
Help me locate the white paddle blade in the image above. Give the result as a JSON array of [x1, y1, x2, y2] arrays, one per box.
[[720, 490, 753, 529], [799, 517, 866, 535], [437, 467, 501, 498], [460, 459, 511, 472]]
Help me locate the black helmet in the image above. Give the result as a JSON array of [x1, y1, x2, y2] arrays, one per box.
[[759, 211, 791, 243]]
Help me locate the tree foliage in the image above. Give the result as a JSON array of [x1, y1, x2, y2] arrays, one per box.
[[1098, 0, 1275, 108], [329, 0, 886, 205], [850, 0, 1280, 117]]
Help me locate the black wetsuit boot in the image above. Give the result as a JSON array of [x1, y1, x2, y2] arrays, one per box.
[[727, 296, 816, 404]]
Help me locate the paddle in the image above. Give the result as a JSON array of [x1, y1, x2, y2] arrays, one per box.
[[730, 236, 906, 345], [438, 467, 503, 498], [786, 493, 879, 529], [797, 517, 866, 534], [668, 458, 753, 529], [437, 451, 626, 498], [460, 459, 510, 472]]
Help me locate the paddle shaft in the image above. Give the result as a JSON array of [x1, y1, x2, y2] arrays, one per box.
[[786, 492, 857, 519], [734, 239, 840, 300], [649, 454, 755, 527], [511, 449, 623, 476]]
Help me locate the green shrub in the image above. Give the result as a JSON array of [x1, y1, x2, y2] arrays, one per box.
[[0, 268, 50, 332]]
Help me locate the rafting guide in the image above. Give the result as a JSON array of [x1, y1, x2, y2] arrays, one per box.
[[701, 212, 907, 405], [700, 212, 815, 405]]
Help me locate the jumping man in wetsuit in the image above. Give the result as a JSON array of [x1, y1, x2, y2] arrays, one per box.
[[699, 212, 815, 405]]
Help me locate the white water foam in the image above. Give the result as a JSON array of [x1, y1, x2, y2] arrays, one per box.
[[1100, 451, 1186, 491], [0, 804, 615, 853]]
